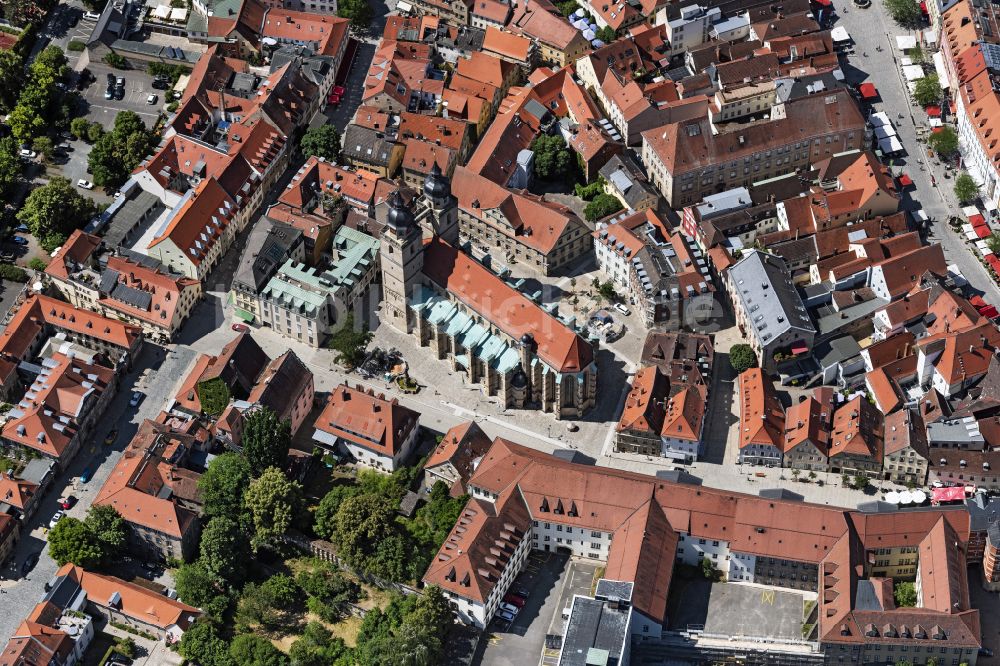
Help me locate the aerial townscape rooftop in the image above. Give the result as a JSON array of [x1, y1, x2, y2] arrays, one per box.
[[1, 0, 1000, 663]]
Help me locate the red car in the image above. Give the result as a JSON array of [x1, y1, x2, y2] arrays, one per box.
[[333, 85, 346, 96], [503, 593, 526, 608], [232, 323, 250, 333], [328, 94, 341, 105], [58, 496, 76, 509]]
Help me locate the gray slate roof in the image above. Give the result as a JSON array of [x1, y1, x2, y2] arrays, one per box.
[[729, 251, 816, 344]]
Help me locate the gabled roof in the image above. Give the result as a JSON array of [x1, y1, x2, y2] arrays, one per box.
[[44, 230, 100, 281], [425, 421, 493, 496], [147, 177, 237, 267], [482, 26, 533, 62], [247, 350, 313, 424], [617, 367, 667, 434], [314, 383, 420, 458], [421, 239, 595, 373], [829, 396, 884, 460], [784, 396, 830, 456], [737, 368, 785, 450]]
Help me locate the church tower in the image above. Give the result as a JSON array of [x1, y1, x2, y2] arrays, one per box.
[[380, 191, 424, 333], [417, 163, 459, 244]]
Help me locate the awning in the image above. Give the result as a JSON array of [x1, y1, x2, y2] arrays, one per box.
[[920, 0, 928, 12], [925, 104, 941, 117], [932, 126, 944, 133], [987, 255, 1000, 272], [896, 35, 917, 50], [982, 305, 999, 318], [831, 25, 850, 42], [878, 135, 904, 153], [932, 487, 966, 504], [898, 173, 913, 187], [791, 342, 809, 355], [933, 51, 951, 89], [970, 295, 988, 308], [977, 225, 992, 239], [233, 307, 255, 322], [970, 213, 987, 227], [859, 82, 878, 99], [814, 0, 832, 6]]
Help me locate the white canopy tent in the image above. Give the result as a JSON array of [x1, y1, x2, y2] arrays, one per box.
[[895, 35, 917, 50], [878, 136, 904, 153], [874, 125, 897, 140], [903, 66, 926, 81], [831, 25, 850, 42], [869, 111, 893, 128]]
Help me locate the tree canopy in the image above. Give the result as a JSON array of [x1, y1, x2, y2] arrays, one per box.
[[353, 587, 454, 666], [300, 125, 342, 161], [8, 46, 70, 144], [584, 194, 624, 222], [337, 0, 372, 26], [729, 344, 758, 374], [913, 76, 942, 107], [327, 313, 373, 370], [229, 634, 289, 666], [179, 621, 234, 666], [88, 111, 156, 187], [48, 517, 103, 568], [17, 177, 97, 251], [531, 134, 575, 181], [200, 516, 249, 585], [85, 504, 127, 557], [199, 452, 253, 519], [289, 621, 350, 666], [241, 407, 291, 477], [928, 125, 959, 157], [244, 467, 302, 549], [0, 50, 25, 113], [0, 136, 23, 199], [885, 0, 921, 26], [954, 172, 979, 204]]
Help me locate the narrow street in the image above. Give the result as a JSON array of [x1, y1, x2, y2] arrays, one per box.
[[833, 4, 1000, 302]]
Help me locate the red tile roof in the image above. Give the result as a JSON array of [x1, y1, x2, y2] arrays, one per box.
[[422, 239, 595, 373], [314, 383, 420, 458]]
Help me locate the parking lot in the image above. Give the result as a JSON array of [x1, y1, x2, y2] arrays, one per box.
[[478, 552, 600, 666], [78, 62, 163, 129]]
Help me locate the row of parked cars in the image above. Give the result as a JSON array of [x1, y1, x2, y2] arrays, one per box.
[[495, 588, 529, 624]]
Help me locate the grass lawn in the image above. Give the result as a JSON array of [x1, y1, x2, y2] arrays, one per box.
[[272, 611, 364, 652]]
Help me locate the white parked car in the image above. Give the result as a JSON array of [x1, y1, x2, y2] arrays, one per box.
[[76, 179, 94, 190], [146, 94, 158, 105], [614, 303, 631, 316], [49, 511, 64, 529], [496, 608, 515, 622], [499, 602, 519, 616], [83, 11, 101, 20], [19, 149, 36, 159]]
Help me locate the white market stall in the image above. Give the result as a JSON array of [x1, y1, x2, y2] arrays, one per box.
[[895, 35, 917, 50]]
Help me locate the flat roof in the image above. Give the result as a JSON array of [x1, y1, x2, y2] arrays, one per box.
[[559, 595, 629, 666]]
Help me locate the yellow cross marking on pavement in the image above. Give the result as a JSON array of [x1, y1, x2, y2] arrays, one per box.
[[761, 590, 775, 605]]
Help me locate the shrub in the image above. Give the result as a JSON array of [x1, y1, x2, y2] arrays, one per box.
[[196, 377, 230, 416], [728, 344, 757, 374], [0, 264, 29, 282], [27, 257, 47, 271], [67, 40, 85, 52], [103, 53, 128, 69]]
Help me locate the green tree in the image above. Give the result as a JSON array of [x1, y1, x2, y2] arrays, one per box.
[[229, 634, 289, 666], [84, 504, 127, 559], [241, 407, 291, 477], [885, 0, 921, 25], [701, 556, 721, 581], [728, 344, 758, 374], [200, 516, 248, 584], [244, 467, 302, 549], [289, 622, 349, 666], [337, 0, 372, 26], [928, 126, 959, 157], [988, 232, 1000, 255], [175, 561, 229, 612], [332, 493, 397, 568], [598, 280, 616, 301], [327, 312, 373, 370], [913, 75, 942, 107], [406, 482, 467, 552], [87, 111, 155, 187], [296, 563, 361, 620], [199, 452, 253, 519], [179, 621, 234, 666], [196, 377, 231, 416], [47, 517, 103, 568], [954, 172, 979, 204], [31, 136, 54, 161], [595, 26, 616, 43], [852, 473, 870, 490], [28, 257, 48, 271], [69, 117, 90, 140], [86, 122, 104, 143], [313, 484, 362, 539], [0, 136, 22, 198], [894, 581, 918, 607], [300, 124, 342, 161], [0, 50, 25, 113], [236, 574, 299, 631], [17, 177, 97, 251], [584, 193, 623, 221], [556, 0, 577, 15], [531, 134, 574, 181]]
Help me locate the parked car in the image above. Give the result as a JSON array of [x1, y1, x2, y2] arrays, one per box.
[[76, 179, 94, 190], [22, 552, 39, 576], [49, 511, 64, 529], [503, 593, 526, 608], [146, 93, 158, 105], [164, 588, 178, 599], [614, 303, 631, 316], [80, 467, 93, 483], [232, 322, 250, 333], [19, 149, 36, 159], [104, 428, 118, 445], [14, 224, 28, 233], [12, 236, 28, 246], [0, 253, 14, 262], [129, 391, 143, 407], [512, 586, 531, 599], [58, 496, 76, 509], [104, 86, 113, 100], [107, 73, 116, 86], [980, 648, 994, 658], [499, 602, 519, 616], [333, 85, 346, 96], [151, 78, 169, 90], [84, 10, 101, 19], [496, 608, 515, 623]]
